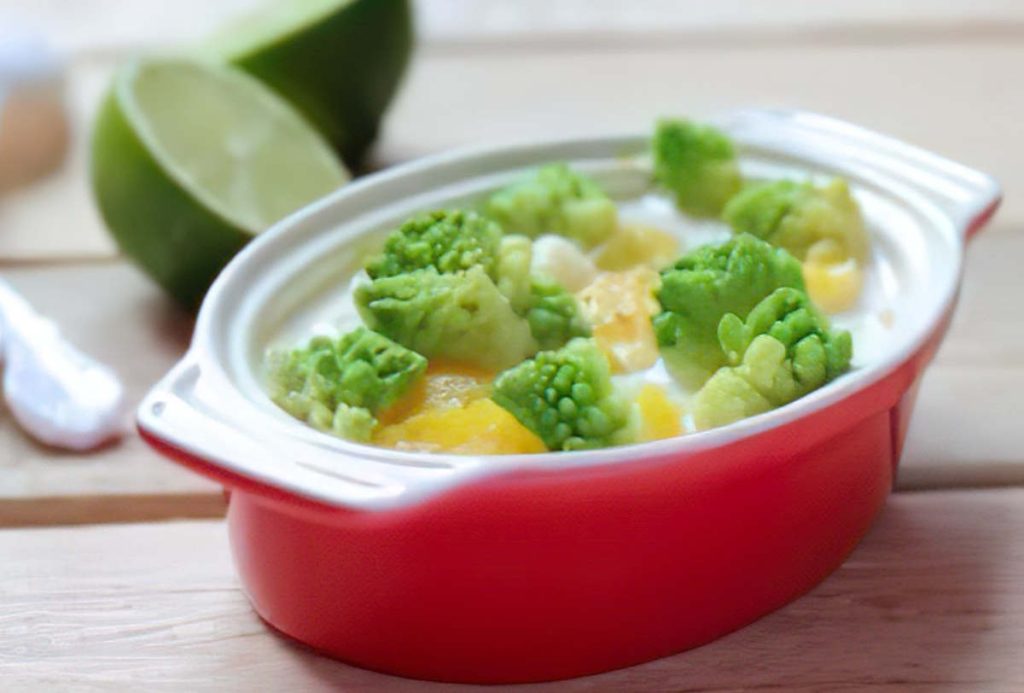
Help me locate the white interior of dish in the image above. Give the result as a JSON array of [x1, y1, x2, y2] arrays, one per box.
[[140, 110, 998, 510], [232, 155, 953, 424], [257, 165, 931, 428]]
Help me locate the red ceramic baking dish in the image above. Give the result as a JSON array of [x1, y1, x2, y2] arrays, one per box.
[[138, 109, 1000, 684]]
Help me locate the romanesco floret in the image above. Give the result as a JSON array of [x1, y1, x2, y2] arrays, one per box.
[[653, 118, 743, 218], [491, 338, 632, 451], [494, 234, 534, 313], [653, 234, 805, 388], [355, 265, 538, 370], [722, 178, 869, 262], [267, 327, 428, 441], [693, 287, 852, 430], [485, 163, 618, 248], [365, 209, 503, 279], [525, 276, 591, 350]]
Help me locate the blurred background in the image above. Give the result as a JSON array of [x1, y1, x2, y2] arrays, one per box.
[[0, 0, 1020, 260], [0, 0, 1019, 524]]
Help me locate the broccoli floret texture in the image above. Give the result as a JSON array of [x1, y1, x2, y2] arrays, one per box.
[[268, 327, 427, 441], [722, 178, 869, 262], [485, 163, 618, 248], [366, 209, 503, 279], [525, 277, 591, 350], [653, 119, 743, 217], [693, 287, 852, 429], [492, 338, 632, 451], [653, 234, 805, 389], [495, 234, 534, 313], [356, 265, 538, 370]]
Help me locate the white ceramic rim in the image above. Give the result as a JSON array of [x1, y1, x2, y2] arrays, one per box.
[[138, 108, 1001, 511]]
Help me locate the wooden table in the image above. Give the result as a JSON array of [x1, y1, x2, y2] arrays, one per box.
[[1, 1, 1022, 688]]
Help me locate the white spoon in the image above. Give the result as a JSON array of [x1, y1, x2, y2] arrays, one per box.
[[0, 278, 126, 450]]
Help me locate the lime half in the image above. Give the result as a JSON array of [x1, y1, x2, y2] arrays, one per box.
[[215, 0, 413, 167], [91, 59, 348, 308]]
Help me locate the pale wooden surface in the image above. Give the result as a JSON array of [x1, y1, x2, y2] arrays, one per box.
[[2, 488, 1023, 691]]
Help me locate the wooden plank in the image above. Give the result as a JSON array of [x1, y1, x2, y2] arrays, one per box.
[[0, 227, 1019, 525], [0, 17, 1022, 260], [382, 40, 1024, 230], [5, 0, 1024, 55], [2, 488, 1023, 689], [900, 367, 1024, 490]]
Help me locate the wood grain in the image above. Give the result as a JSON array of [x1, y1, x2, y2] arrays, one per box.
[[1, 488, 1022, 690]]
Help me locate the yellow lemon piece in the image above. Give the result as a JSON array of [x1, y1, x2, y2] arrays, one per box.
[[577, 268, 661, 373], [374, 399, 547, 455], [380, 360, 492, 425], [594, 224, 679, 272], [636, 383, 683, 441], [803, 241, 864, 314]]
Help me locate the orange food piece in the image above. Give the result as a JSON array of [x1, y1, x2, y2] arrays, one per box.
[[379, 360, 492, 425], [577, 268, 661, 373], [594, 224, 679, 271], [374, 399, 547, 455], [376, 360, 545, 454], [803, 259, 863, 314], [802, 240, 864, 314], [635, 383, 683, 441]]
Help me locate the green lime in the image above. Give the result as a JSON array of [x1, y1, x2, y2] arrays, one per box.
[[213, 0, 413, 168], [91, 58, 348, 309]]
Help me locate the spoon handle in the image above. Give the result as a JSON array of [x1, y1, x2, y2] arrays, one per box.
[[0, 276, 126, 450]]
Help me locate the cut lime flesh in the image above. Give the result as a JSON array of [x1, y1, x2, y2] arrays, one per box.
[[91, 59, 348, 308], [126, 59, 347, 232]]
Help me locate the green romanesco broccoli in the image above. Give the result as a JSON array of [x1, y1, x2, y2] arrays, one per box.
[[267, 327, 428, 441], [485, 163, 618, 248], [653, 118, 743, 218], [525, 276, 591, 350], [493, 235, 590, 349], [693, 287, 852, 430], [492, 338, 633, 451], [365, 209, 503, 279], [653, 234, 805, 389], [722, 178, 869, 262], [494, 234, 534, 313], [355, 265, 538, 370]]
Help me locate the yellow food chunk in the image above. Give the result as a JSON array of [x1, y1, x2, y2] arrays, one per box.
[[594, 224, 679, 271], [374, 399, 547, 455], [803, 240, 864, 314], [636, 383, 683, 441], [380, 360, 492, 424], [577, 268, 661, 373]]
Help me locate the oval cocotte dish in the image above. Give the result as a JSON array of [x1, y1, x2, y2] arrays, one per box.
[[138, 109, 1000, 684]]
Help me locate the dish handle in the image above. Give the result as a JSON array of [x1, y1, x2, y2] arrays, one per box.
[[136, 354, 455, 512], [722, 108, 1002, 242]]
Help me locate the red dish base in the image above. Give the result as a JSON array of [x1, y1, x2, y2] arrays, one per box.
[[141, 314, 946, 684]]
